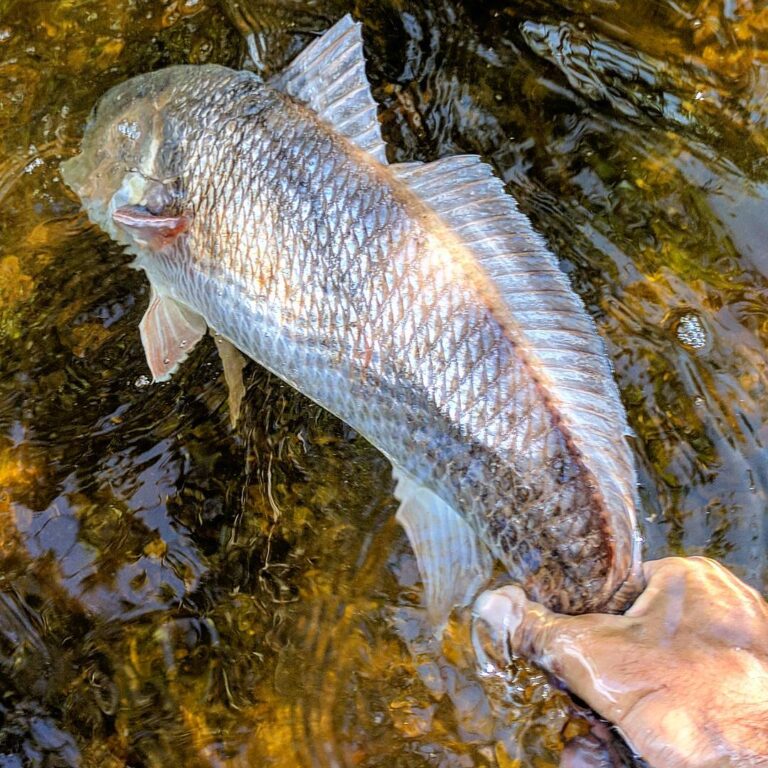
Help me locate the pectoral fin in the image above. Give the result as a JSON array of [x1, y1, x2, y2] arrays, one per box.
[[139, 286, 207, 382], [215, 336, 247, 428], [393, 468, 493, 633]]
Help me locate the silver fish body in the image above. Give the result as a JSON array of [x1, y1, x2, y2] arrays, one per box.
[[62, 18, 642, 615]]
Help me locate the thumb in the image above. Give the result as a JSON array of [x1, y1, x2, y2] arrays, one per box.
[[474, 588, 635, 767], [473, 586, 618, 691], [473, 585, 568, 668]]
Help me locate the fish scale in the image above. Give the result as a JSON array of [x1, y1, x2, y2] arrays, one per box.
[[184, 96, 602, 608], [61, 16, 643, 620]]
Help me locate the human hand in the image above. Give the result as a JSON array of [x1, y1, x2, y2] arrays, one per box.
[[474, 557, 768, 768]]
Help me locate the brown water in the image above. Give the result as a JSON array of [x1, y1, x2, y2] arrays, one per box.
[[0, 0, 766, 765]]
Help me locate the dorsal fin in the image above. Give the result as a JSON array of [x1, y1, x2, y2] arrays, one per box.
[[391, 157, 638, 548], [269, 15, 387, 165]]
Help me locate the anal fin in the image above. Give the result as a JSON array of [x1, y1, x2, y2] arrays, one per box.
[[215, 336, 247, 428], [393, 468, 492, 634], [139, 286, 207, 382]]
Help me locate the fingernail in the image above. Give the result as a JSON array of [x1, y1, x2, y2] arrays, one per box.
[[474, 589, 525, 634], [472, 590, 527, 665], [471, 595, 512, 670]]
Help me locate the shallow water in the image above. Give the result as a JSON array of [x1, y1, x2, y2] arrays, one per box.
[[0, 0, 766, 765]]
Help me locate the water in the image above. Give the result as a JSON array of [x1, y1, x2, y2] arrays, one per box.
[[0, 0, 766, 765]]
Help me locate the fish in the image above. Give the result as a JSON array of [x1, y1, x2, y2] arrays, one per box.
[[61, 14, 644, 627]]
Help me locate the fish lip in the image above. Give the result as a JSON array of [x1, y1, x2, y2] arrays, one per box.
[[112, 204, 153, 225]]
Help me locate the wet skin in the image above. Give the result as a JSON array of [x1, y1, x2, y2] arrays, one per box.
[[475, 557, 768, 768]]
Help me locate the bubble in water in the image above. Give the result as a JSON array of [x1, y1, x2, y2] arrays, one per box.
[[24, 157, 44, 174], [675, 312, 708, 350], [134, 375, 150, 388]]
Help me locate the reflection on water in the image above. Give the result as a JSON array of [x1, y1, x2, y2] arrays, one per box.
[[0, 0, 766, 765]]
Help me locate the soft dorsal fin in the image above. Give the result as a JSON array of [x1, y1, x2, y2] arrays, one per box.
[[391, 157, 637, 547], [268, 15, 387, 165]]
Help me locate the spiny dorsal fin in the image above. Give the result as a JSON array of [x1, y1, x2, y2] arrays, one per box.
[[269, 15, 387, 165], [392, 157, 637, 539]]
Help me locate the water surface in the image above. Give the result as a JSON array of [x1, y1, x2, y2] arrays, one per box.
[[0, 0, 766, 765]]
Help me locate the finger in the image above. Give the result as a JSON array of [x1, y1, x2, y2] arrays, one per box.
[[639, 555, 724, 583], [640, 557, 768, 648], [625, 557, 697, 618], [473, 586, 620, 681], [688, 555, 768, 607], [474, 587, 648, 725], [641, 556, 692, 582], [630, 557, 743, 620], [473, 585, 557, 662]]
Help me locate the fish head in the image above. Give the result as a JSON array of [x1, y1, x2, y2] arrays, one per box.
[[62, 68, 176, 247], [61, 65, 243, 253]]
